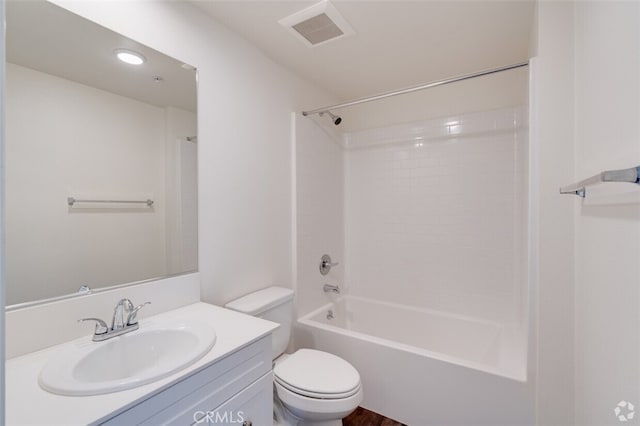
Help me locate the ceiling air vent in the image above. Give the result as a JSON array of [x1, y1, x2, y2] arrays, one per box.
[[279, 0, 355, 48]]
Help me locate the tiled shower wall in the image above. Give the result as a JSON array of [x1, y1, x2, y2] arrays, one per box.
[[344, 107, 528, 324]]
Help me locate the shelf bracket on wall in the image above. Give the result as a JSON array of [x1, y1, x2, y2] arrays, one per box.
[[559, 165, 640, 198]]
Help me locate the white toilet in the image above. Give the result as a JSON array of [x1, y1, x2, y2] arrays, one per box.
[[225, 286, 363, 426]]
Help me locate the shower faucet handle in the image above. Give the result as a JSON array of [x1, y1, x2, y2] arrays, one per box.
[[319, 254, 339, 275]]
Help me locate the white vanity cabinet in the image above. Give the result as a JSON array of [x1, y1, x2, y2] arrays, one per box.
[[99, 335, 273, 426]]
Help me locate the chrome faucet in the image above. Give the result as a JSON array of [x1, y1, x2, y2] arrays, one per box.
[[323, 283, 340, 294], [79, 299, 151, 342], [111, 298, 134, 331]]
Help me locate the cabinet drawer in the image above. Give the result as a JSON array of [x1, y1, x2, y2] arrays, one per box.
[[192, 372, 272, 426], [100, 335, 271, 426]]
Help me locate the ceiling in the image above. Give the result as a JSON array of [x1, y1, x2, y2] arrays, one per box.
[[192, 0, 535, 102], [6, 1, 197, 112]]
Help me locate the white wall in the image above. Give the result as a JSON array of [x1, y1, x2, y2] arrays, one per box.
[[164, 106, 197, 274], [293, 115, 344, 320], [5, 63, 168, 305], [343, 107, 529, 325], [573, 2, 640, 424], [521, 3, 640, 425], [178, 138, 198, 272], [531, 2, 576, 425]]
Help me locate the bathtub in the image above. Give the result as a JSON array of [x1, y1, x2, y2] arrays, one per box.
[[295, 295, 533, 425]]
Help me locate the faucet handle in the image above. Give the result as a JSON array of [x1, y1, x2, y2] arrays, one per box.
[[78, 318, 109, 335], [319, 254, 339, 275], [126, 302, 151, 326]]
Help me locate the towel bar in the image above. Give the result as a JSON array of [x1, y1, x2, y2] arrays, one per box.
[[560, 166, 640, 198]]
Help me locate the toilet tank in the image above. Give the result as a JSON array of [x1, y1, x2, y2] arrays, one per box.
[[225, 286, 294, 359]]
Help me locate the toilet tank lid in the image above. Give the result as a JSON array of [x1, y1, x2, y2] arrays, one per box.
[[225, 286, 294, 316]]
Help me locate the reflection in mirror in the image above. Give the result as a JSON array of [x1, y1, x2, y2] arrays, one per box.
[[5, 1, 198, 307]]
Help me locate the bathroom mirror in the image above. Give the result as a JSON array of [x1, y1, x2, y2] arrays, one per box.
[[4, 1, 198, 307]]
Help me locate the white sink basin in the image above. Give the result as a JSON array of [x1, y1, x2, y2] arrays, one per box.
[[39, 321, 216, 396]]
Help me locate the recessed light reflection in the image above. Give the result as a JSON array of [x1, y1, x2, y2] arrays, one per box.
[[114, 49, 146, 65]]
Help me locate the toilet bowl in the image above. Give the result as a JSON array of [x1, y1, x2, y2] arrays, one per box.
[[273, 349, 363, 426], [225, 287, 362, 426]]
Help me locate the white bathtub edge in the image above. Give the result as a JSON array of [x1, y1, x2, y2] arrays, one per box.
[[298, 299, 528, 383]]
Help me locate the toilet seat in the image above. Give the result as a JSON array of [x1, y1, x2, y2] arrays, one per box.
[[274, 349, 361, 400]]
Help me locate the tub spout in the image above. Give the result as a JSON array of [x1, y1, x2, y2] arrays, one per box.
[[323, 283, 340, 294]]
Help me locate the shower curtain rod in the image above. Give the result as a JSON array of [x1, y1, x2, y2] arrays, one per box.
[[301, 61, 529, 116]]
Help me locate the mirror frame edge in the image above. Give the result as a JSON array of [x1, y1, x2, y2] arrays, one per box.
[[1, 0, 7, 421]]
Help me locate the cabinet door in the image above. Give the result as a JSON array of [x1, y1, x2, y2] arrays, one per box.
[[192, 372, 273, 426], [99, 336, 271, 426]]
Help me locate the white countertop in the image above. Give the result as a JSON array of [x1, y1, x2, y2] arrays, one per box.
[[6, 302, 278, 426]]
